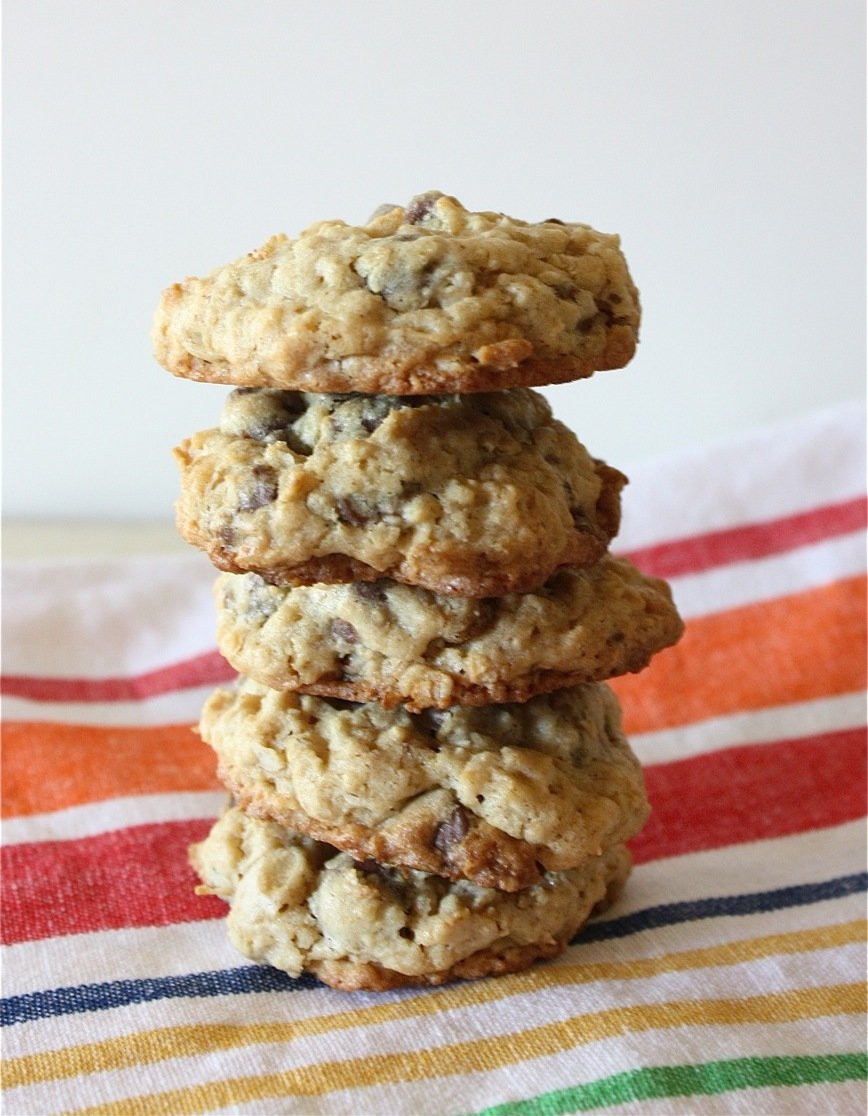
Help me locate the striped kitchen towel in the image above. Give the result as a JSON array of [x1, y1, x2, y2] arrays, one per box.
[[2, 400, 865, 1115]]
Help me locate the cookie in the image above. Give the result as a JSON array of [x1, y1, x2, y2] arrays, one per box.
[[175, 387, 626, 596], [153, 192, 640, 394], [214, 557, 683, 711], [190, 806, 632, 991], [200, 678, 648, 891]]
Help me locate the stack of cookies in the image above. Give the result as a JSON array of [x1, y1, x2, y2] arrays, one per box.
[[152, 192, 683, 991]]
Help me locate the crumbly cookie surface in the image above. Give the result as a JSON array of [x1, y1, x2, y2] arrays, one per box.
[[153, 192, 640, 394], [176, 388, 626, 596], [190, 806, 631, 990], [214, 557, 683, 711], [200, 679, 648, 891]]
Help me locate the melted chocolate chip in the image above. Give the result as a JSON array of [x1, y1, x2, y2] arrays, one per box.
[[330, 619, 358, 644], [335, 495, 375, 526], [451, 599, 498, 643], [433, 806, 470, 854], [355, 858, 389, 879], [238, 465, 278, 511], [244, 575, 279, 620], [404, 191, 443, 224], [360, 412, 385, 433], [354, 581, 387, 603]]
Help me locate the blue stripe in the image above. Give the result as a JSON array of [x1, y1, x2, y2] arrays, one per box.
[[3, 871, 864, 1026], [1, 964, 315, 1026], [577, 871, 868, 942]]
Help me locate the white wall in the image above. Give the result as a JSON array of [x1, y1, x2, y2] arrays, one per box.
[[3, 0, 864, 520]]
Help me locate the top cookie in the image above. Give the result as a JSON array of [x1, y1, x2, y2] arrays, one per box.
[[152, 192, 640, 394]]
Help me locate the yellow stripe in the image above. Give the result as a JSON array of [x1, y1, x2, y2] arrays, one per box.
[[4, 920, 863, 1096], [71, 981, 867, 1116]]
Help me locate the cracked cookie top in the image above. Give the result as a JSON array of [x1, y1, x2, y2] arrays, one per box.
[[200, 678, 648, 891], [153, 192, 640, 394], [175, 387, 626, 596], [214, 557, 684, 711], [190, 806, 631, 990]]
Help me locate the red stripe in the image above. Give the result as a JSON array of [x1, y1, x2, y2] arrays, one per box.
[[0, 651, 235, 703], [3, 498, 863, 708], [0, 819, 223, 945], [632, 726, 867, 864], [619, 495, 867, 579], [2, 727, 864, 945]]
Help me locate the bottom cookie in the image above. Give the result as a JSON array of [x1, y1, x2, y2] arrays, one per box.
[[190, 806, 632, 991]]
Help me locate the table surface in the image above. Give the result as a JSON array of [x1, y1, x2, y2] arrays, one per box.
[[3, 519, 188, 561]]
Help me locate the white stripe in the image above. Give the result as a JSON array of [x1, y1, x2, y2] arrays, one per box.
[[1, 554, 217, 677], [3, 530, 862, 726], [0, 791, 225, 847], [3, 818, 863, 1000], [5, 892, 863, 1056], [611, 820, 863, 916], [665, 529, 864, 621], [3, 690, 862, 847], [0, 684, 220, 726], [241, 1027, 866, 1116], [616, 400, 865, 551], [6, 937, 864, 1115], [630, 692, 867, 765]]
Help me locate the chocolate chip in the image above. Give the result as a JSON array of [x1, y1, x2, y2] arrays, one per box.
[[543, 217, 566, 224], [238, 465, 278, 511], [361, 412, 385, 433], [248, 417, 291, 442], [244, 575, 279, 620], [323, 696, 357, 712], [335, 495, 374, 526], [433, 806, 470, 854], [355, 858, 389, 879], [451, 599, 497, 643], [330, 619, 358, 644], [354, 581, 387, 603], [554, 282, 577, 300], [354, 859, 409, 903], [596, 299, 614, 324], [404, 191, 443, 224]]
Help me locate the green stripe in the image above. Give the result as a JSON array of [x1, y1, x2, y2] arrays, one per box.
[[473, 1052, 868, 1116]]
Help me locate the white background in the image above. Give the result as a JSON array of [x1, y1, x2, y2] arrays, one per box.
[[3, 0, 865, 522]]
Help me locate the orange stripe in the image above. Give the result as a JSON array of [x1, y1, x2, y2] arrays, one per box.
[[613, 575, 867, 734], [0, 723, 219, 818], [3, 577, 864, 816]]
